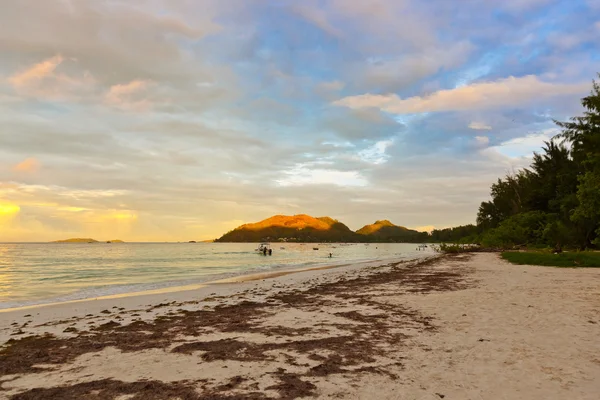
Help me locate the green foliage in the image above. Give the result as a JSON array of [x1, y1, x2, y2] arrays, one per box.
[[481, 211, 549, 248], [430, 224, 481, 243], [501, 251, 600, 268], [216, 223, 362, 243], [471, 75, 600, 249]]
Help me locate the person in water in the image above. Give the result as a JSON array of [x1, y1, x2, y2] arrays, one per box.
[[329, 253, 332, 258], [268, 248, 272, 255], [263, 247, 267, 255]]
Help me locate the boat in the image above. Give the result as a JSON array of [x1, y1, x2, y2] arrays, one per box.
[[256, 243, 271, 253], [313, 247, 319, 250]]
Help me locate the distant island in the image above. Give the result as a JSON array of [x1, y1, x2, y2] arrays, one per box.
[[52, 238, 125, 243], [215, 214, 428, 243]]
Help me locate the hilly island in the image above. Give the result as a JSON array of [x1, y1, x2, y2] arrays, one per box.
[[52, 238, 125, 243], [215, 214, 429, 243]]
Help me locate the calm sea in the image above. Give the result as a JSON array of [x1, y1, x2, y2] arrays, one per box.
[[0, 242, 434, 309]]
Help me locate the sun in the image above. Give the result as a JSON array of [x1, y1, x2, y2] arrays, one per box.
[[0, 202, 20, 216]]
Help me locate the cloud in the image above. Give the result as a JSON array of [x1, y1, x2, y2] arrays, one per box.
[[105, 80, 154, 112], [488, 128, 559, 158], [321, 107, 401, 141], [291, 5, 342, 37], [356, 42, 474, 91], [334, 75, 589, 114], [502, 0, 555, 11], [317, 80, 345, 92], [469, 121, 492, 130], [7, 55, 95, 100], [474, 136, 490, 147], [358, 139, 395, 164], [8, 55, 63, 87], [12, 157, 40, 173], [276, 165, 367, 187], [327, 0, 438, 50]]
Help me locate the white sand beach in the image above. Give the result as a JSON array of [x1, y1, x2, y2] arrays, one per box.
[[1, 253, 599, 399]]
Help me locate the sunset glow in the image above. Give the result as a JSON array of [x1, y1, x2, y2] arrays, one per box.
[[1, 0, 598, 242]]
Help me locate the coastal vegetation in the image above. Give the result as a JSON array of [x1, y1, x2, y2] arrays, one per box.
[[501, 251, 600, 268], [443, 76, 600, 251]]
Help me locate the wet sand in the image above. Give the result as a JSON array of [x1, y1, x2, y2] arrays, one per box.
[[1, 253, 599, 399]]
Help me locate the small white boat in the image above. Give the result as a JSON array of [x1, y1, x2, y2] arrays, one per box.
[[256, 243, 271, 253]]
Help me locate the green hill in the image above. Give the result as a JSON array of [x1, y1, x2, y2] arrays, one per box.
[[215, 214, 360, 242], [356, 220, 428, 243]]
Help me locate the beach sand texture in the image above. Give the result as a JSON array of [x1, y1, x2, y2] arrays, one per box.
[[1, 253, 599, 399]]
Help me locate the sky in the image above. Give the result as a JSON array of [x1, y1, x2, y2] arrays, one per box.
[[0, 0, 599, 242]]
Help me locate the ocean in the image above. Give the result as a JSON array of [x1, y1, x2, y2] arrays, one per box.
[[0, 242, 434, 310]]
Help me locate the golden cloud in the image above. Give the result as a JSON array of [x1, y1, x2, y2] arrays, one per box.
[[12, 157, 40, 173], [105, 80, 154, 112], [7, 55, 95, 101], [334, 75, 588, 114], [8, 55, 64, 87]]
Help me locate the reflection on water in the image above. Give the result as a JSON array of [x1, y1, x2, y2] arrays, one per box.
[[0, 242, 434, 309]]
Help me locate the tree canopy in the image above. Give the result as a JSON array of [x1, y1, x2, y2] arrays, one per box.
[[461, 75, 600, 249]]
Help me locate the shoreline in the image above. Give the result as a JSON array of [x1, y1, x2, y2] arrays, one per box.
[[2, 253, 599, 399], [0, 256, 429, 340], [0, 259, 364, 314], [0, 250, 431, 313], [0, 243, 433, 312]]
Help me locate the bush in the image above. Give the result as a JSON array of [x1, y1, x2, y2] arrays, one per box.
[[481, 211, 549, 248], [501, 251, 600, 267]]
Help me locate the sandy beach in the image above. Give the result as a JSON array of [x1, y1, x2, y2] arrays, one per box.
[[1, 253, 599, 399]]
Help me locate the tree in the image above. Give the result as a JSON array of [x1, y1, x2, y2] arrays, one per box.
[[555, 75, 600, 248]]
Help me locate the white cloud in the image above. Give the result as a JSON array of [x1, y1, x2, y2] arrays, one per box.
[[334, 75, 588, 114], [358, 139, 395, 164], [489, 128, 559, 158], [276, 165, 367, 187], [469, 121, 492, 130]]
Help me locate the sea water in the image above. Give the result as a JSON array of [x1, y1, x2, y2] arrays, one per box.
[[0, 242, 434, 309]]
